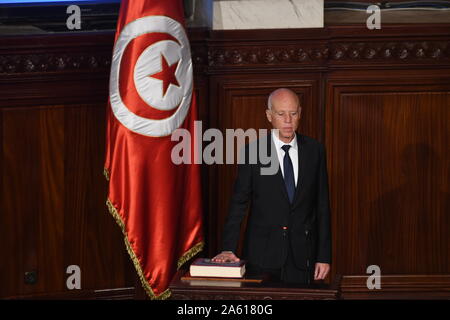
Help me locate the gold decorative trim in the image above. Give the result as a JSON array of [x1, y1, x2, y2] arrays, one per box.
[[178, 241, 203, 270], [103, 167, 110, 181], [105, 198, 203, 300]]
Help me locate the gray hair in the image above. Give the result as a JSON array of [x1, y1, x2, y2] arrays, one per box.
[[267, 91, 274, 110], [267, 88, 300, 110]]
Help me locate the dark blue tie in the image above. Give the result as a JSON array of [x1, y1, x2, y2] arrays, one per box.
[[281, 145, 295, 203]]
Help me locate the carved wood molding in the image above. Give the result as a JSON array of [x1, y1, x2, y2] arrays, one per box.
[[2, 40, 448, 75], [1, 27, 450, 75], [0, 52, 112, 74], [330, 41, 450, 61], [208, 45, 329, 67], [0, 47, 207, 75], [208, 41, 450, 68]]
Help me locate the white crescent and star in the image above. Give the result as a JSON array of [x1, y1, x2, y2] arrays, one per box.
[[148, 53, 180, 98], [109, 16, 193, 137]]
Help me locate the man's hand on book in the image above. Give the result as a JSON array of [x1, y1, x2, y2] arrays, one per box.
[[314, 262, 330, 280], [211, 251, 240, 263]]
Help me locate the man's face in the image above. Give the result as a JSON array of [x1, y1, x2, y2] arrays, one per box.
[[266, 94, 301, 141]]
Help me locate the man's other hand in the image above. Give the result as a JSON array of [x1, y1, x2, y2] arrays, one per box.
[[211, 251, 240, 263], [314, 263, 330, 280]]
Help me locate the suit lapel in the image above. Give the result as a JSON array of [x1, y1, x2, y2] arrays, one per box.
[[292, 133, 304, 208]]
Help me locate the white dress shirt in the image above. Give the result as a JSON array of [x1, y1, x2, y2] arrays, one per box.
[[271, 130, 299, 187]]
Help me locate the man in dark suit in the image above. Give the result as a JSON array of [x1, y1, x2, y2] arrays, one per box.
[[212, 88, 331, 284]]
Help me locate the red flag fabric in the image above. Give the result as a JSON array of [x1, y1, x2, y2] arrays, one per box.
[[104, 0, 203, 299]]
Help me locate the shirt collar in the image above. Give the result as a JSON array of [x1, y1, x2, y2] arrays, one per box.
[[271, 129, 297, 151]]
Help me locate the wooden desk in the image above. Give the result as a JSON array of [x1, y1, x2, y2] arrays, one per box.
[[340, 274, 450, 300], [170, 271, 341, 300]]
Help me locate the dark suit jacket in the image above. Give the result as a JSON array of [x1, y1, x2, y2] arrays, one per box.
[[222, 132, 331, 271]]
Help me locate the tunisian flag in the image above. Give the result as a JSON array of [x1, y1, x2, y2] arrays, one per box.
[[104, 0, 203, 299]]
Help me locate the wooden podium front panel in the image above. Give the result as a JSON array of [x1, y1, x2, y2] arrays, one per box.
[[170, 271, 340, 300]]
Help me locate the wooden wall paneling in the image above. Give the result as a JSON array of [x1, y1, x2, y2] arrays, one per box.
[[1, 106, 53, 296], [0, 103, 136, 298], [326, 74, 450, 281], [63, 103, 136, 292], [0, 33, 136, 297], [1, 24, 450, 298]]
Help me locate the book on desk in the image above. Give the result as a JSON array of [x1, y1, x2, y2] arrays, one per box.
[[185, 258, 266, 287], [189, 258, 246, 278]]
